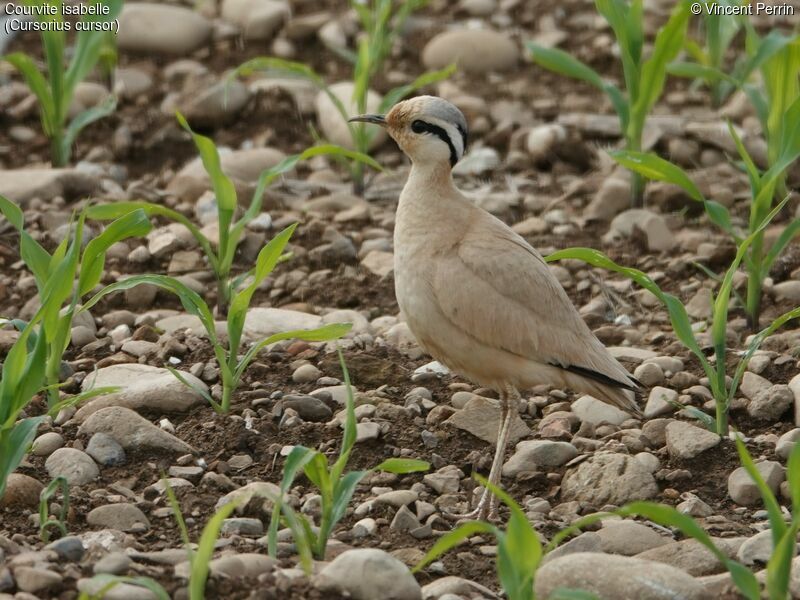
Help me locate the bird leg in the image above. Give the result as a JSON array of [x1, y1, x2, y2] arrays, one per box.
[[444, 387, 517, 522]]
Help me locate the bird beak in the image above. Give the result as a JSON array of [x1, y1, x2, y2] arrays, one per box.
[[349, 114, 387, 126]]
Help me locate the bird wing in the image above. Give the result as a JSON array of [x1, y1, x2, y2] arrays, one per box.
[[431, 211, 636, 390]]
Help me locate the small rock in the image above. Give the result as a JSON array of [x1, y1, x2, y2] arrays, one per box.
[[118, 3, 212, 55], [315, 82, 386, 150], [608, 209, 675, 252], [13, 567, 62, 594], [637, 537, 746, 576], [737, 530, 778, 566], [94, 552, 132, 575], [776, 428, 800, 461], [446, 395, 529, 444], [86, 432, 127, 466], [571, 395, 630, 426], [79, 406, 194, 454], [0, 474, 44, 508], [502, 440, 578, 477], [561, 452, 658, 506], [645, 386, 678, 418], [422, 29, 518, 73], [535, 552, 709, 600], [748, 384, 793, 421], [45, 536, 85, 562], [221, 0, 288, 41], [45, 448, 99, 486], [665, 421, 720, 459], [31, 432, 65, 457], [728, 461, 784, 506], [316, 548, 421, 600], [87, 504, 150, 532], [292, 363, 322, 383], [596, 521, 669, 555], [220, 518, 264, 536]]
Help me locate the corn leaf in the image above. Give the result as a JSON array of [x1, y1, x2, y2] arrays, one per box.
[[189, 500, 241, 600], [734, 436, 785, 544], [413, 521, 498, 572], [0, 416, 46, 500], [373, 458, 430, 474], [62, 96, 117, 162]]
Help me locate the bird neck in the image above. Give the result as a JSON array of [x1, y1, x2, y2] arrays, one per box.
[[406, 159, 456, 194]]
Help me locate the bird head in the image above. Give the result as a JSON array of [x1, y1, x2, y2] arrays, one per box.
[[349, 95, 468, 168]]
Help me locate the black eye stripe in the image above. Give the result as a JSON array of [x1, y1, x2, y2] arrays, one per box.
[[411, 119, 459, 167]]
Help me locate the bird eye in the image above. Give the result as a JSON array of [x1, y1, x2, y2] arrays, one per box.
[[411, 120, 426, 134]]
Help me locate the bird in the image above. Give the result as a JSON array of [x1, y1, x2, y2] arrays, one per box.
[[350, 96, 640, 520]]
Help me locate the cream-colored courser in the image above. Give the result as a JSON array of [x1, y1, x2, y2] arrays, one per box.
[[351, 96, 639, 519]]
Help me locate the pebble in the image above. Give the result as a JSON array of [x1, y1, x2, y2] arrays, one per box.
[[45, 536, 85, 562], [93, 551, 132, 575], [277, 395, 332, 422], [315, 82, 386, 150], [45, 448, 99, 486], [353, 517, 377, 538], [736, 530, 776, 566], [422, 29, 518, 73], [292, 363, 322, 383], [13, 567, 62, 594], [644, 386, 678, 418], [316, 548, 422, 600], [356, 422, 381, 443], [77, 576, 159, 600], [31, 432, 65, 457], [775, 428, 800, 461], [220, 518, 264, 536], [637, 537, 746, 576], [665, 420, 720, 459], [502, 440, 578, 477], [633, 362, 665, 387], [76, 364, 207, 421], [374, 490, 418, 508], [221, 0, 288, 41], [87, 504, 150, 532], [535, 552, 708, 599], [118, 3, 212, 55], [78, 406, 194, 454], [607, 209, 675, 252], [561, 452, 658, 506], [595, 521, 669, 555], [445, 395, 529, 444], [747, 384, 793, 421], [0, 474, 43, 508], [86, 432, 127, 466], [728, 461, 784, 505], [571, 395, 630, 426]]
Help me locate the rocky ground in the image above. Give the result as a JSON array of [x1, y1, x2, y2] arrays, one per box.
[[1, 0, 800, 598]]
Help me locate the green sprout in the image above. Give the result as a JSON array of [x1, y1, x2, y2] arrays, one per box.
[[39, 476, 70, 543], [0, 196, 151, 408], [528, 0, 690, 207], [546, 193, 800, 435], [87, 113, 380, 317], [231, 0, 454, 194], [268, 349, 429, 571], [82, 224, 351, 413], [3, 0, 122, 166]]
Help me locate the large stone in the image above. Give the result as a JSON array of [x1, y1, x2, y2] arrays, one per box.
[[445, 395, 530, 444], [174, 79, 251, 127], [571, 395, 630, 426], [221, 0, 288, 40], [637, 537, 747, 576], [561, 452, 658, 506], [168, 147, 286, 203], [244, 307, 324, 340], [77, 576, 159, 600], [502, 440, 578, 477], [422, 29, 518, 73], [728, 460, 784, 506], [315, 82, 387, 150], [45, 448, 99, 486], [175, 553, 277, 579], [87, 504, 150, 532], [316, 548, 421, 600], [0, 168, 98, 206], [595, 520, 670, 555], [535, 552, 711, 600], [748, 384, 793, 421], [644, 386, 677, 418], [118, 3, 212, 55], [78, 407, 194, 454], [0, 473, 44, 508], [77, 364, 207, 421], [665, 421, 720, 459]]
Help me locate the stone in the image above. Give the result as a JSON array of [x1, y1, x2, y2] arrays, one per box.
[[737, 530, 780, 566], [561, 452, 658, 506], [741, 371, 772, 400], [608, 209, 675, 252], [748, 384, 793, 421], [76, 364, 208, 421], [644, 386, 677, 418], [215, 482, 282, 514], [502, 440, 578, 477], [77, 576, 159, 600], [608, 347, 658, 363], [31, 432, 65, 457], [0, 168, 98, 206], [596, 520, 669, 555], [526, 124, 567, 162], [571, 395, 630, 426], [45, 448, 99, 486], [315, 82, 387, 150], [220, 518, 264, 536], [174, 553, 277, 580], [45, 536, 85, 562], [79, 407, 194, 454], [637, 537, 746, 576], [86, 433, 127, 466], [422, 29, 518, 73], [791, 373, 800, 426], [585, 175, 631, 221], [221, 0, 288, 41], [244, 308, 323, 340], [728, 461, 784, 505], [633, 362, 665, 387], [174, 79, 250, 127], [445, 395, 530, 444], [665, 421, 720, 459], [390, 505, 421, 532], [292, 363, 322, 383], [316, 548, 421, 600], [13, 567, 62, 594], [686, 287, 713, 320], [114, 67, 153, 99], [421, 576, 497, 600], [361, 250, 394, 278], [87, 504, 150, 532], [356, 422, 381, 443], [93, 552, 132, 575], [118, 3, 212, 55], [71, 325, 96, 347], [776, 428, 800, 461], [0, 474, 43, 508], [374, 490, 418, 508], [535, 552, 710, 600], [423, 467, 461, 494], [774, 280, 800, 302], [278, 395, 332, 422]]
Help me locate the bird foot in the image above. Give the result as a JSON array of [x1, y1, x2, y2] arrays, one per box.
[[442, 490, 499, 522]]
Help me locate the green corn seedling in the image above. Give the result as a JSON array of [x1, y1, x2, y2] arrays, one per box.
[[231, 0, 453, 194], [82, 225, 351, 413], [0, 195, 151, 407], [528, 0, 690, 206], [3, 0, 122, 166], [668, 0, 744, 106], [546, 196, 800, 435], [0, 312, 47, 501], [610, 97, 800, 329], [86, 114, 380, 317], [268, 349, 429, 570], [164, 478, 242, 600], [39, 476, 70, 543], [414, 475, 598, 600]]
